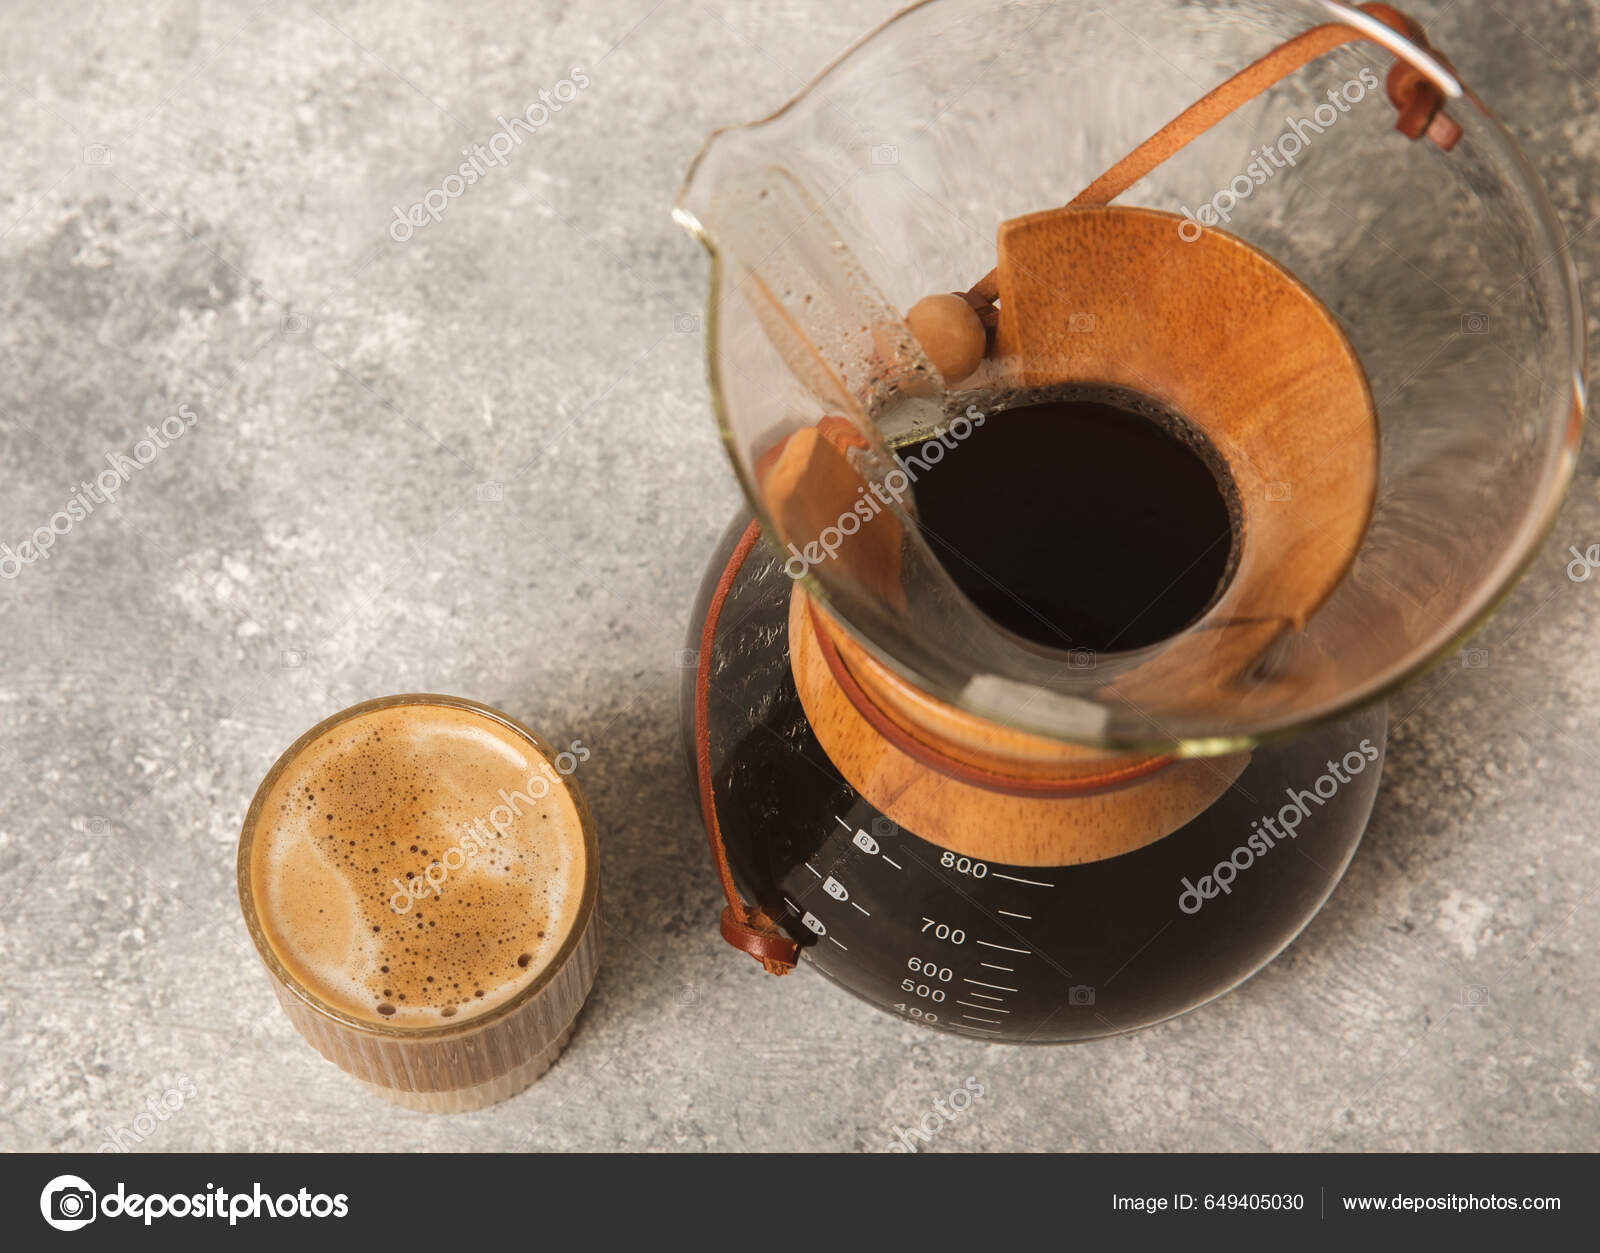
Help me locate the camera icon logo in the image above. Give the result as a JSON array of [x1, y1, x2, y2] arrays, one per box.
[[1460, 647, 1489, 669], [40, 1174, 97, 1231], [1067, 312, 1096, 334], [1067, 647, 1096, 670], [83, 144, 111, 166], [870, 143, 899, 165], [675, 647, 699, 669], [1266, 481, 1293, 502], [673, 314, 700, 333], [1461, 983, 1490, 1006], [1068, 984, 1096, 1006], [1461, 312, 1489, 334]]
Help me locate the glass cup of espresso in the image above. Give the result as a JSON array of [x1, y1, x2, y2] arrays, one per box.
[[237, 694, 599, 1112]]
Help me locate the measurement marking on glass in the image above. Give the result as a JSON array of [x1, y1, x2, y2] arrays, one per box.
[[881, 855, 902, 869], [990, 872, 1055, 888], [968, 992, 1004, 1002], [850, 902, 870, 916], [956, 1000, 1010, 1012], [962, 1013, 1004, 1025], [980, 962, 1014, 972], [964, 977, 1019, 992], [782, 897, 799, 913], [804, 862, 822, 877], [828, 936, 848, 950], [976, 940, 1029, 954], [996, 909, 1031, 920], [834, 816, 852, 830], [951, 1022, 1002, 1037]]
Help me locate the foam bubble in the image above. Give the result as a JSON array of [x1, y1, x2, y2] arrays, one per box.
[[248, 702, 587, 1026]]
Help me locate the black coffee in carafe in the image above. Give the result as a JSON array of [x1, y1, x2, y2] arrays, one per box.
[[899, 387, 1238, 654]]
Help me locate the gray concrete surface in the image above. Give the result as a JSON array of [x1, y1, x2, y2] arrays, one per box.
[[1, 0, 1596, 1153]]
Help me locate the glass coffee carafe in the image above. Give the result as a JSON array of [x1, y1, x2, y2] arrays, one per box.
[[675, 0, 1584, 1042]]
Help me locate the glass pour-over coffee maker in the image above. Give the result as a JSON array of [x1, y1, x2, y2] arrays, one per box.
[[675, 0, 1584, 1042]]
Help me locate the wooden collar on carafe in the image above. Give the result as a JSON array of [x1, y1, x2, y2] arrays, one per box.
[[803, 596, 1176, 796]]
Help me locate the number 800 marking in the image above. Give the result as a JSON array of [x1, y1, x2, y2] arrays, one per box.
[[940, 852, 988, 877]]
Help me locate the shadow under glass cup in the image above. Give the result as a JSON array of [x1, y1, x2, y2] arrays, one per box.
[[237, 694, 600, 1112]]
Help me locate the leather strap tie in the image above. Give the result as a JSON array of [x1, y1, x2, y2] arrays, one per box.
[[964, 2, 1462, 312], [696, 520, 800, 975]]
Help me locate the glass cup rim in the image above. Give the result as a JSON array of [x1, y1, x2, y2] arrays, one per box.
[[236, 692, 601, 1041]]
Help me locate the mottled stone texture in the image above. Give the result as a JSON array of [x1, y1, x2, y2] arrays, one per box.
[[0, 1, 1596, 1152]]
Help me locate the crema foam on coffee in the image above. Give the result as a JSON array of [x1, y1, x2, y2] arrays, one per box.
[[248, 703, 586, 1026]]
